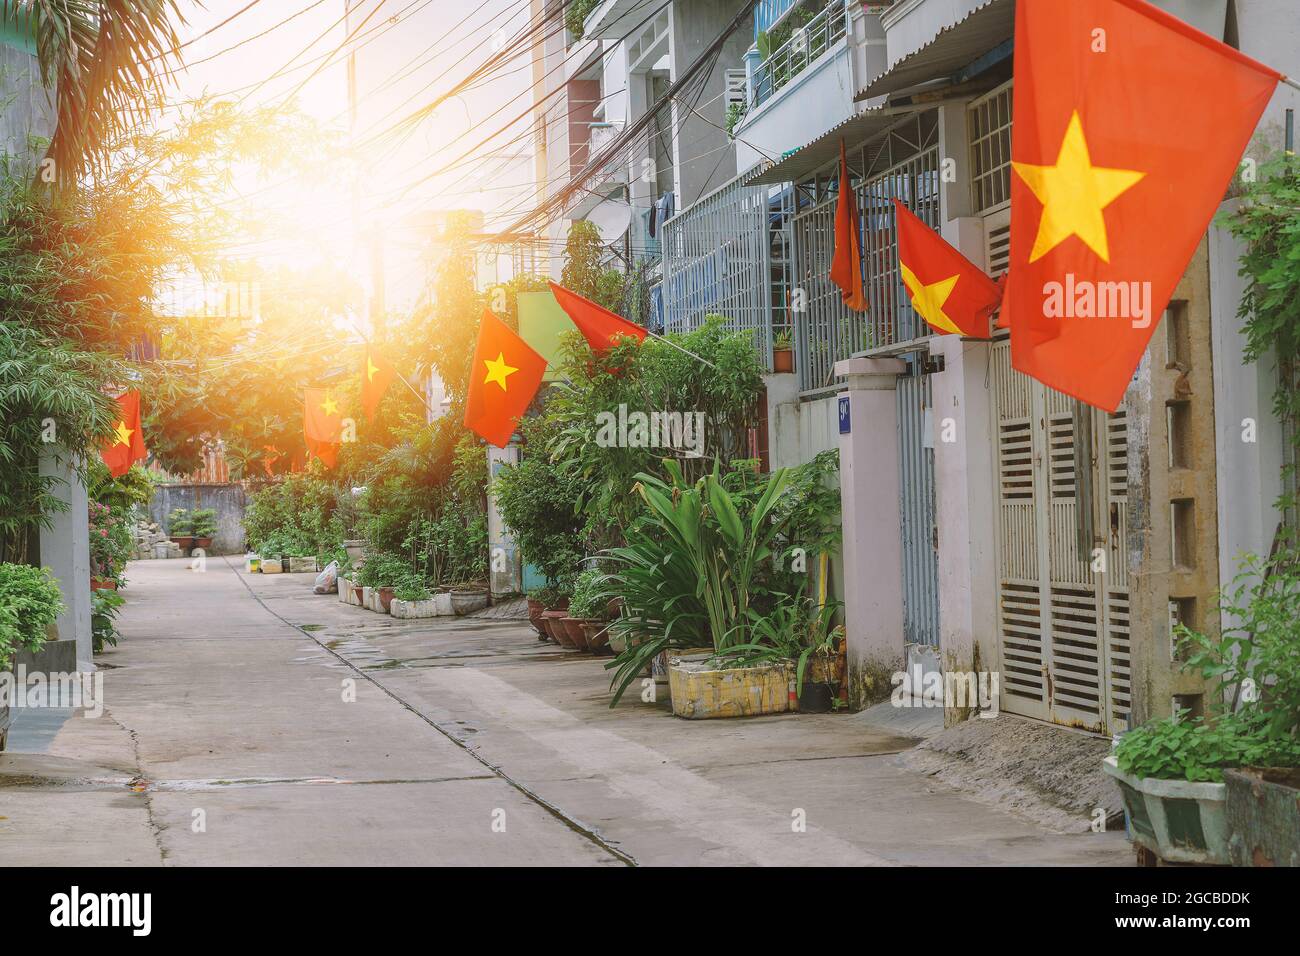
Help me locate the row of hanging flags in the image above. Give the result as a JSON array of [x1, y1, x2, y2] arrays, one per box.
[[829, 0, 1284, 412], [299, 281, 648, 463], [97, 278, 635, 476]]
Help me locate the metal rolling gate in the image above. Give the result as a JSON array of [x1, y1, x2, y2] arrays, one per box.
[[897, 354, 940, 647]]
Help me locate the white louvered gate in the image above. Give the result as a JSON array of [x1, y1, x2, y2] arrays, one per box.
[[990, 338, 1132, 735]]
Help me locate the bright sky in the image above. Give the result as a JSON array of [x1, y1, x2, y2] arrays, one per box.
[[161, 0, 541, 306]]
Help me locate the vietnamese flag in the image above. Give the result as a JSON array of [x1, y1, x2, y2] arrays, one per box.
[[361, 346, 396, 421], [304, 388, 342, 468], [1003, 0, 1279, 411], [828, 140, 868, 312], [893, 199, 1001, 337], [464, 309, 547, 447], [101, 390, 147, 477], [548, 281, 647, 355]]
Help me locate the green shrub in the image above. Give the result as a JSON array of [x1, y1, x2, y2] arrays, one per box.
[[244, 474, 343, 559], [0, 563, 64, 669], [568, 567, 607, 620], [1117, 546, 1300, 781], [168, 507, 193, 536], [190, 509, 217, 538], [91, 588, 124, 654]]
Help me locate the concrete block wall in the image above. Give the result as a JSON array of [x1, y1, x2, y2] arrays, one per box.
[[148, 483, 248, 556]]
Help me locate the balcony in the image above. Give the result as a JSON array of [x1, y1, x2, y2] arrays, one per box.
[[749, 0, 848, 109]]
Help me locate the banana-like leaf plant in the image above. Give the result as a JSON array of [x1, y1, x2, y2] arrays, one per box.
[[3, 0, 186, 189]]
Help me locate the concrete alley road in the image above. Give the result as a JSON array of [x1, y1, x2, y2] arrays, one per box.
[[0, 558, 1131, 866]]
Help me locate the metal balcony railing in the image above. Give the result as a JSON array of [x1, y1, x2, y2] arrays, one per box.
[[751, 1, 847, 109]]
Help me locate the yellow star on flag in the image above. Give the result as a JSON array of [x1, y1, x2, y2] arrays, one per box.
[[320, 395, 339, 416], [112, 420, 133, 447], [483, 352, 518, 391], [1011, 111, 1145, 263], [366, 355, 380, 381], [900, 264, 962, 335]]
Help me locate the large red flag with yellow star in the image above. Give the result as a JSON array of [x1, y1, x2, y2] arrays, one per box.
[[101, 390, 147, 477], [1003, 0, 1279, 411], [893, 199, 1001, 337], [303, 388, 342, 468], [464, 310, 547, 447], [360, 346, 396, 421]]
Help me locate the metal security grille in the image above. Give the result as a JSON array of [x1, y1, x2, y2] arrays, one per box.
[[660, 169, 776, 363], [791, 113, 940, 396], [991, 336, 1132, 734], [969, 80, 1013, 214], [898, 355, 940, 646]]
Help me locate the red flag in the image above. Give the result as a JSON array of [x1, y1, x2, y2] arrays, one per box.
[[893, 199, 1001, 337], [1003, 0, 1279, 410], [828, 140, 868, 311], [303, 388, 342, 468], [548, 281, 647, 355], [464, 310, 548, 447], [101, 390, 147, 478], [361, 346, 396, 421]]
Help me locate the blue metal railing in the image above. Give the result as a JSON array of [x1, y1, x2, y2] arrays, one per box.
[[751, 1, 847, 109], [755, 0, 801, 38]]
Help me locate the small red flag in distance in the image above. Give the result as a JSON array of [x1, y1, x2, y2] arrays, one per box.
[[361, 346, 397, 421], [101, 390, 147, 478], [829, 140, 868, 312], [548, 281, 647, 354], [1002, 0, 1279, 411], [893, 199, 1002, 337], [464, 310, 548, 447], [303, 388, 342, 468]]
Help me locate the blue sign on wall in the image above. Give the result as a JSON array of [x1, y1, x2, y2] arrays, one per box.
[[838, 395, 851, 435]]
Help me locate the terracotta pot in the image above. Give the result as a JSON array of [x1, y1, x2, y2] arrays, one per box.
[[526, 598, 548, 640], [773, 347, 794, 373], [562, 617, 590, 652], [193, 537, 213, 551], [377, 586, 395, 613], [606, 597, 623, 619], [90, 577, 117, 592], [582, 621, 610, 654], [541, 610, 571, 647], [352, 585, 365, 604]]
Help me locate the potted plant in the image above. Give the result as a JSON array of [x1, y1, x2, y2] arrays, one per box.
[[189, 508, 217, 551], [604, 461, 797, 715], [772, 329, 794, 373], [526, 587, 550, 639], [167, 507, 195, 551], [449, 582, 490, 616], [1107, 548, 1300, 865], [390, 575, 439, 620], [568, 568, 611, 653]]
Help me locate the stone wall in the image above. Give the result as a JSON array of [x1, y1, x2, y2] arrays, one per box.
[[148, 483, 247, 556]]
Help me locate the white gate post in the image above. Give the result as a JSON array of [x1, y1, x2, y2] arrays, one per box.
[[486, 444, 522, 597], [835, 356, 906, 707], [38, 447, 93, 669]]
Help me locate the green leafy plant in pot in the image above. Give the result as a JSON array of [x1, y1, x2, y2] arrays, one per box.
[[0, 564, 64, 671]]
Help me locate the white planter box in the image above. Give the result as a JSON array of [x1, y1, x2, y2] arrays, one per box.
[[1103, 755, 1230, 864], [262, 557, 283, 574], [391, 597, 438, 619], [288, 556, 318, 574], [435, 592, 454, 616], [337, 575, 350, 602]]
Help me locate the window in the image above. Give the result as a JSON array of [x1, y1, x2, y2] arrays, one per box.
[[969, 81, 1013, 214]]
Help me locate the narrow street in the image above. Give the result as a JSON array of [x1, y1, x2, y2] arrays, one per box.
[[1, 559, 1129, 866]]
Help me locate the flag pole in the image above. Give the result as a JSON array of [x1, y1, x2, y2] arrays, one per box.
[[1282, 75, 1300, 93], [641, 328, 718, 370]]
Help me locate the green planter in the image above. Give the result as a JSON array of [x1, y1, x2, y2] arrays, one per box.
[[1225, 768, 1300, 867], [1103, 755, 1230, 864]]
